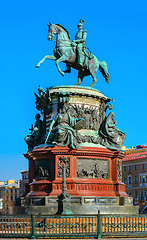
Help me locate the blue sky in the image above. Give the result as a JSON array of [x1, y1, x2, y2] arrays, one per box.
[[0, 0, 147, 181]]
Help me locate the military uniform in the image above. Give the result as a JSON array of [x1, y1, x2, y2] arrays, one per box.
[[75, 29, 87, 66], [73, 20, 87, 67]]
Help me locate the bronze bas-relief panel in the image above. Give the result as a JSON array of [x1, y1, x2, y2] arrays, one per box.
[[76, 158, 109, 179], [58, 156, 70, 178], [34, 159, 50, 179]]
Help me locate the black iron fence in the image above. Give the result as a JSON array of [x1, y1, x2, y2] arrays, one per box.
[[0, 212, 147, 239]]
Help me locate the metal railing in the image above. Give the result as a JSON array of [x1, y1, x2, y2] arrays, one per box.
[[0, 212, 147, 239], [101, 214, 147, 237], [0, 215, 31, 238]]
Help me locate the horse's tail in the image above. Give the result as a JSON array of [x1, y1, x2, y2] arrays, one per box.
[[99, 61, 110, 83]]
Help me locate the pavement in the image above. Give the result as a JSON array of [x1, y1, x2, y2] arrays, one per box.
[[0, 237, 147, 240]]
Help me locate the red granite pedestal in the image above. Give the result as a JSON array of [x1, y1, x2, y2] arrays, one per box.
[[24, 146, 127, 198], [23, 146, 140, 214]]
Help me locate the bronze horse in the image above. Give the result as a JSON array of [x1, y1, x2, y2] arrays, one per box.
[[36, 23, 109, 88]]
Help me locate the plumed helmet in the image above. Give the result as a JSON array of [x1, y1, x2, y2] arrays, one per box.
[[77, 19, 85, 27]]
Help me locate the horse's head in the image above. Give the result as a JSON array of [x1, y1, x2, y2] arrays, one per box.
[[48, 23, 58, 41], [48, 23, 71, 42]]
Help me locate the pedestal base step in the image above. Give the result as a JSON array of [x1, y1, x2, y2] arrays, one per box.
[[23, 196, 139, 215]]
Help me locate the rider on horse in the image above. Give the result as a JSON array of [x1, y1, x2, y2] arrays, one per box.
[[64, 20, 94, 73], [72, 20, 87, 67], [36, 21, 109, 88]]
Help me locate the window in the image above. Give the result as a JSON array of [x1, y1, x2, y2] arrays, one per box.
[[140, 191, 144, 200], [145, 191, 147, 200], [123, 177, 126, 184], [134, 176, 137, 184], [128, 176, 132, 185], [123, 166, 126, 171], [129, 166, 131, 171], [134, 190, 137, 198], [140, 175, 146, 184], [128, 191, 132, 197], [142, 164, 145, 169], [134, 165, 137, 170]]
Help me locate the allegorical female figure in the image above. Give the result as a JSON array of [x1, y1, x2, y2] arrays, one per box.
[[46, 106, 85, 148], [100, 112, 125, 150]]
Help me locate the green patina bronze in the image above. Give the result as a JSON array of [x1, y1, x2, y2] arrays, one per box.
[[0, 214, 147, 238], [45, 105, 85, 149], [57, 156, 73, 215], [24, 113, 46, 152], [24, 21, 126, 152], [24, 86, 125, 152], [71, 19, 94, 67], [99, 112, 126, 150], [36, 20, 109, 88]]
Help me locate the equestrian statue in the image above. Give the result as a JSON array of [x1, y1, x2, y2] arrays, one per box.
[[36, 20, 109, 88]]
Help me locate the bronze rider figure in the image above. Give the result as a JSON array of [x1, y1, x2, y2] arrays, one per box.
[[72, 20, 87, 67]]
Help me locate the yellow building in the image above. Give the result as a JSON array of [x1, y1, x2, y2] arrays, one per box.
[[0, 180, 20, 214]]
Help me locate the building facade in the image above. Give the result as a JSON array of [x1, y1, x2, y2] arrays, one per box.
[[20, 170, 29, 197], [0, 180, 20, 214], [0, 198, 3, 213], [122, 145, 147, 211]]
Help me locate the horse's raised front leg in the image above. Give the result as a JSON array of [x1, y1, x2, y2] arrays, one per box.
[[55, 55, 68, 76], [36, 55, 56, 68]]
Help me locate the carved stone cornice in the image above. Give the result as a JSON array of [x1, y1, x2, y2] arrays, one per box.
[[49, 85, 113, 102], [24, 146, 125, 160]]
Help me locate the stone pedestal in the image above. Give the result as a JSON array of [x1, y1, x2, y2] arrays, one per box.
[[23, 85, 138, 214], [25, 146, 127, 197], [23, 146, 138, 214]]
